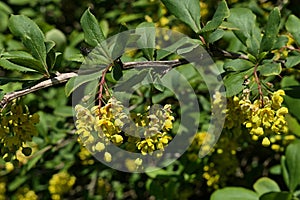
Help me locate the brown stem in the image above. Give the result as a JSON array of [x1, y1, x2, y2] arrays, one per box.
[[0, 72, 77, 111], [98, 64, 111, 110], [209, 45, 249, 60], [253, 63, 264, 107], [0, 59, 188, 110]]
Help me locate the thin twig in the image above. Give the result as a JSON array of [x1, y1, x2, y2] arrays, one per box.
[[209, 45, 249, 60], [0, 60, 188, 110], [0, 72, 78, 110], [98, 64, 112, 109], [253, 63, 264, 106], [121, 59, 188, 69]]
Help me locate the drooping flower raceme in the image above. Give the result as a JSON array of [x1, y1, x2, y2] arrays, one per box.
[[74, 97, 174, 167]]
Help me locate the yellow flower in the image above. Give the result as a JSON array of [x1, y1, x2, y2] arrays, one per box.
[[276, 107, 288, 116], [135, 158, 143, 166], [111, 134, 123, 145], [94, 142, 105, 152], [5, 162, 14, 172], [262, 137, 271, 147], [271, 144, 280, 151], [272, 90, 285, 109], [48, 171, 76, 199], [137, 138, 155, 155], [16, 187, 38, 200], [104, 152, 112, 162], [250, 127, 264, 136]]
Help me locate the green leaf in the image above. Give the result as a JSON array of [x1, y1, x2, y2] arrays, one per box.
[[227, 8, 261, 56], [260, 7, 281, 52], [224, 59, 253, 72], [285, 56, 300, 68], [280, 76, 300, 121], [156, 37, 192, 60], [0, 11, 9, 32], [286, 114, 300, 137], [110, 32, 131, 59], [0, 90, 4, 100], [281, 156, 290, 190], [152, 89, 173, 104], [116, 13, 144, 24], [161, 0, 201, 33], [208, 29, 225, 43], [80, 8, 106, 47], [0, 58, 37, 72], [0, 2, 13, 14], [211, 187, 259, 200], [65, 71, 102, 97], [54, 106, 73, 117], [286, 15, 300, 46], [8, 176, 28, 191], [258, 62, 281, 76], [112, 63, 123, 81], [270, 164, 282, 175], [8, 0, 38, 6], [26, 152, 44, 172], [285, 139, 300, 192], [227, 8, 256, 45], [46, 49, 58, 71], [1, 51, 44, 73], [273, 35, 288, 49], [246, 35, 261, 57], [45, 40, 56, 54], [114, 69, 150, 92], [259, 192, 292, 200], [136, 22, 156, 60], [224, 69, 252, 97], [45, 28, 66, 50], [8, 15, 48, 75], [253, 177, 281, 196], [200, 0, 229, 33]]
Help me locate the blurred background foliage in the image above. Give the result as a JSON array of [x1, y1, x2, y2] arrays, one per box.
[[0, 0, 300, 199]]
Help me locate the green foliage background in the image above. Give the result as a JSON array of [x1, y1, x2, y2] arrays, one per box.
[[1, 0, 300, 199]]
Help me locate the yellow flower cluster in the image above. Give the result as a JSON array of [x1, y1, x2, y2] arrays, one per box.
[[77, 146, 95, 165], [0, 181, 6, 200], [203, 163, 220, 189], [188, 131, 239, 189], [187, 131, 214, 161], [225, 90, 289, 147], [16, 186, 38, 200], [75, 97, 174, 163], [48, 171, 76, 200], [0, 101, 39, 162], [125, 158, 143, 171], [97, 178, 112, 197]]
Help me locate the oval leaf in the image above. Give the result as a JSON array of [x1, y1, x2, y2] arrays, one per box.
[[0, 58, 37, 72], [224, 59, 253, 72], [200, 0, 229, 33], [211, 187, 259, 200], [65, 71, 102, 97], [136, 22, 156, 60], [161, 0, 201, 33], [260, 7, 281, 52], [80, 9, 106, 47], [8, 15, 48, 75], [227, 8, 261, 54], [258, 62, 281, 76], [286, 15, 300, 46], [285, 139, 300, 192], [259, 192, 292, 200], [285, 55, 300, 68], [253, 177, 281, 196]]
